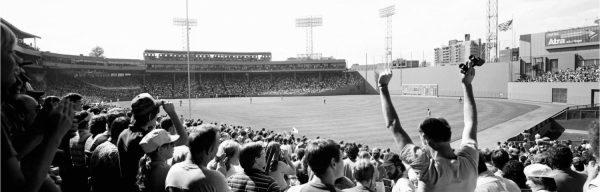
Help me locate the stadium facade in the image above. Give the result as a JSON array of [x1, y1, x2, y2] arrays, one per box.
[[517, 25, 600, 79]]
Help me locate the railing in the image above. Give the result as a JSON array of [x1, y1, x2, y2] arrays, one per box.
[[553, 103, 600, 120]]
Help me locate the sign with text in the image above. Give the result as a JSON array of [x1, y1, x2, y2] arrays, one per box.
[[545, 26, 599, 46]]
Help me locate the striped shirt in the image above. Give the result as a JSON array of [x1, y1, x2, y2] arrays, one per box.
[[228, 168, 282, 192]]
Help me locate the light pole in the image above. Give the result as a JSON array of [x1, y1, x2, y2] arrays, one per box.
[[172, 0, 196, 119], [296, 16, 323, 59], [379, 5, 395, 69]]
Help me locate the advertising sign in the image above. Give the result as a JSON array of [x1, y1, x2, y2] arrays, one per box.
[[546, 26, 599, 46]]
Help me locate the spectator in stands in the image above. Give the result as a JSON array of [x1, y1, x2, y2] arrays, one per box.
[[265, 141, 297, 190], [379, 63, 479, 191], [491, 149, 510, 177], [165, 124, 231, 192], [85, 115, 108, 155], [137, 129, 178, 192], [548, 145, 587, 192], [378, 64, 479, 192], [584, 121, 599, 192], [502, 160, 528, 189], [380, 153, 407, 192], [2, 22, 76, 192], [343, 143, 360, 182], [118, 93, 183, 192], [63, 93, 83, 111], [227, 142, 282, 192], [343, 160, 378, 192], [69, 111, 93, 192], [383, 153, 405, 180], [524, 164, 558, 192], [10, 94, 42, 158], [288, 139, 344, 192], [294, 148, 310, 184], [475, 152, 520, 192], [208, 140, 242, 178], [89, 116, 129, 192]]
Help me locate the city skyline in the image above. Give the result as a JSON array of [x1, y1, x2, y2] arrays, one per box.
[[2, 0, 598, 66]]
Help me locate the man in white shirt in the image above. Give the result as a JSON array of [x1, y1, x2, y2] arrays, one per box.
[[378, 63, 479, 192]]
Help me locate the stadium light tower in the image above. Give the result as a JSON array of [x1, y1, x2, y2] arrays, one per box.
[[173, 18, 197, 51], [173, 0, 194, 119], [296, 16, 323, 59], [379, 5, 395, 69], [486, 0, 498, 62]]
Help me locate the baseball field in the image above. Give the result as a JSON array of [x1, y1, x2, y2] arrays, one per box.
[[113, 95, 541, 151]]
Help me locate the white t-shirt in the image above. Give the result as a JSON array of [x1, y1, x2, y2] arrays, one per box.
[[399, 143, 479, 192]]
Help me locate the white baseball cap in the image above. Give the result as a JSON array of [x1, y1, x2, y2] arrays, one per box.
[[140, 129, 179, 153], [524, 163, 555, 178]]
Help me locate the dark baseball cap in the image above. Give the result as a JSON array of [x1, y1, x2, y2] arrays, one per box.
[[131, 93, 162, 116], [382, 153, 402, 167]]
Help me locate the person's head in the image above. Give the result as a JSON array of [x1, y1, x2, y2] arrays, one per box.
[[88, 115, 107, 136], [42, 96, 60, 112], [130, 93, 162, 129], [110, 116, 129, 141], [358, 151, 371, 160], [296, 148, 306, 161], [344, 143, 359, 161], [239, 142, 266, 171], [503, 160, 527, 188], [353, 160, 377, 190], [139, 128, 178, 160], [491, 149, 510, 170], [160, 117, 174, 134], [1, 23, 21, 101], [265, 141, 282, 172], [306, 139, 343, 179], [371, 148, 381, 160], [477, 152, 488, 174], [418, 118, 452, 149], [524, 164, 557, 191], [188, 124, 220, 166], [547, 144, 572, 170], [62, 93, 83, 111], [13, 94, 40, 129], [381, 153, 405, 181], [216, 140, 241, 167]]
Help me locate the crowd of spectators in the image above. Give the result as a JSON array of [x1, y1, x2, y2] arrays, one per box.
[[146, 63, 346, 72], [517, 65, 599, 82], [4, 23, 600, 192], [36, 72, 364, 101]]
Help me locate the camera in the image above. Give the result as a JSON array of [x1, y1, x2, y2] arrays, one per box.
[[459, 55, 485, 74]]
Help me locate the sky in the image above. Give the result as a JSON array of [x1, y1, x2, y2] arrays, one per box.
[[2, 0, 598, 66]]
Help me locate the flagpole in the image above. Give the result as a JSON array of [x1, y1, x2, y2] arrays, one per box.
[[511, 15, 514, 82]]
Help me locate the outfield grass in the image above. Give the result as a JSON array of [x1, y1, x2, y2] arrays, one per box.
[[113, 95, 539, 152]]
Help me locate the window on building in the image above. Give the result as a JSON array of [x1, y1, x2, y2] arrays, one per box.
[[552, 88, 567, 103]]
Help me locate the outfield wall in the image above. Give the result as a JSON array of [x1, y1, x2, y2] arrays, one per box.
[[508, 82, 599, 105], [355, 62, 511, 98]]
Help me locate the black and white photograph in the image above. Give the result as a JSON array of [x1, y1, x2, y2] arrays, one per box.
[[1, 0, 599, 192]]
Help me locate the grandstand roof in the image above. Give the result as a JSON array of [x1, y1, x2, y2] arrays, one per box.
[[1, 18, 40, 39], [144, 49, 271, 55]]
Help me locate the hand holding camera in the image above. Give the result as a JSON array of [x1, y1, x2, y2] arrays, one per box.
[[459, 55, 484, 74], [459, 55, 482, 84]]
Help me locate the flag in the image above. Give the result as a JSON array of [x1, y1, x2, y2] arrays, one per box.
[[292, 127, 299, 134], [499, 19, 513, 31]]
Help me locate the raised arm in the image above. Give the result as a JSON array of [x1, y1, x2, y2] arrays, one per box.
[[162, 102, 189, 146], [378, 70, 413, 149], [461, 66, 478, 146]]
